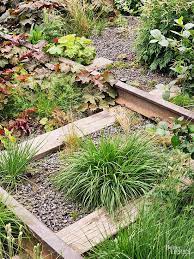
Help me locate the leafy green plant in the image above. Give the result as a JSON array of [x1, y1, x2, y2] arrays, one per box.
[[136, 0, 194, 71], [0, 142, 37, 187], [88, 198, 194, 259], [29, 25, 44, 44], [150, 16, 194, 91], [170, 94, 194, 108], [76, 69, 116, 112], [54, 134, 165, 215], [114, 0, 142, 15], [41, 9, 66, 42], [46, 34, 96, 65], [0, 126, 16, 149], [0, 203, 22, 247], [171, 117, 194, 159]]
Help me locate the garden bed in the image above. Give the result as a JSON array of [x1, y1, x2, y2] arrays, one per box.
[[12, 116, 149, 233]]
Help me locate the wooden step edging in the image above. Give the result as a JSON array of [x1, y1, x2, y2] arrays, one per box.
[[0, 110, 116, 258], [0, 186, 82, 259], [56, 199, 142, 254], [22, 110, 116, 160], [115, 80, 194, 123]]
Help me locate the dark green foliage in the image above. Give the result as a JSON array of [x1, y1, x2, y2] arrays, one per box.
[[136, 0, 194, 71], [54, 134, 165, 215], [171, 117, 194, 159], [171, 94, 194, 108]]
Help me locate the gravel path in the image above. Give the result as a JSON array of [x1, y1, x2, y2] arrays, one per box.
[[13, 119, 150, 232], [13, 153, 88, 232], [92, 16, 171, 91]]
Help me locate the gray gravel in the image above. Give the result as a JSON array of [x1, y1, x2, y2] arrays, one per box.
[[13, 153, 88, 232], [92, 16, 171, 91]]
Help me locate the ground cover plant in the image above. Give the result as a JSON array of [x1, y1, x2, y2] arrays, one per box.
[[54, 133, 166, 215], [0, 0, 118, 142], [136, 0, 194, 71], [0, 31, 116, 140]]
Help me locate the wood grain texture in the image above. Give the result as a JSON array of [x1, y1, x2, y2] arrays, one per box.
[[57, 199, 142, 254], [21, 110, 116, 160], [0, 187, 82, 259], [115, 81, 194, 123]]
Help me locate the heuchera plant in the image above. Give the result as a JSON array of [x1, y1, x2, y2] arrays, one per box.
[[46, 34, 96, 65]]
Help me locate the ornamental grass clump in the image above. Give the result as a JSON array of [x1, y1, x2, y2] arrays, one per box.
[[54, 134, 166, 215], [0, 142, 37, 187]]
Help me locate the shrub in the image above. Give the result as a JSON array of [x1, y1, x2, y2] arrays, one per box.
[[54, 134, 165, 215], [0, 142, 37, 187], [46, 34, 96, 65], [150, 17, 194, 92], [88, 199, 194, 258], [114, 0, 142, 15], [136, 0, 194, 71]]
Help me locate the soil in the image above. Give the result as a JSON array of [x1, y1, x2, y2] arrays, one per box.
[[92, 16, 171, 91]]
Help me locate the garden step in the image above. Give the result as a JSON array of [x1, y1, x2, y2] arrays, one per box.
[[56, 199, 141, 254], [21, 110, 116, 160]]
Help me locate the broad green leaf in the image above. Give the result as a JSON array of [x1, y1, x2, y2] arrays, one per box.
[[182, 30, 191, 38], [150, 39, 158, 43], [185, 23, 194, 30], [175, 16, 184, 27], [150, 29, 162, 40], [188, 124, 194, 133], [47, 45, 63, 55], [171, 135, 181, 147], [158, 38, 169, 47]]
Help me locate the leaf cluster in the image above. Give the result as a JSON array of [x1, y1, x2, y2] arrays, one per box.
[[114, 0, 142, 15], [136, 0, 194, 71], [150, 16, 194, 92], [46, 34, 96, 65]]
